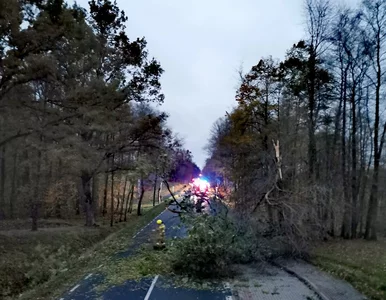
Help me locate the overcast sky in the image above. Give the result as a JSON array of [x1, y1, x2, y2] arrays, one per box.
[[73, 0, 357, 169]]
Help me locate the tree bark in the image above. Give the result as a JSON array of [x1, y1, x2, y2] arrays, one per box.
[[31, 149, 42, 231], [110, 154, 115, 227], [158, 180, 163, 204], [153, 170, 158, 206], [358, 163, 370, 237], [81, 171, 95, 226], [9, 150, 17, 219], [115, 174, 121, 213], [102, 168, 108, 216], [127, 183, 134, 215], [55, 158, 63, 218], [341, 70, 351, 239], [365, 28, 383, 240], [75, 190, 81, 215], [357, 94, 370, 237], [46, 157, 53, 188], [137, 177, 144, 216], [308, 49, 317, 180], [92, 173, 99, 223], [124, 182, 133, 222], [119, 175, 128, 222], [102, 135, 109, 217], [350, 86, 358, 238], [366, 168, 380, 240]]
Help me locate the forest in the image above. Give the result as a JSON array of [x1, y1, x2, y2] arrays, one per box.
[[1, 0, 386, 299], [0, 0, 199, 230], [0, 1, 203, 297], [204, 0, 386, 241]]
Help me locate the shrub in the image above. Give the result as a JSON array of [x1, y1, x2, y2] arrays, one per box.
[[169, 212, 260, 278]]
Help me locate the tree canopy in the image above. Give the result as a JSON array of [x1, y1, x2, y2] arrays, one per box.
[[204, 0, 386, 241], [0, 0, 198, 229]]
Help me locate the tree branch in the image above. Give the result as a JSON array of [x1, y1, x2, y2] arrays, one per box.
[[163, 179, 182, 209]]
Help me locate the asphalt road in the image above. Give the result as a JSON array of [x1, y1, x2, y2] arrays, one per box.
[[59, 193, 232, 300], [58, 192, 363, 300]]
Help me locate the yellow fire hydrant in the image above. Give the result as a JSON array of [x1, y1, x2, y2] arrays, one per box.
[[154, 219, 166, 249]]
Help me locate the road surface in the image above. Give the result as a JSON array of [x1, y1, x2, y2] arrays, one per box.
[[59, 191, 365, 300], [59, 193, 232, 300]]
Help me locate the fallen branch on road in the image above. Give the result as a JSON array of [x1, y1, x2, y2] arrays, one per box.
[[163, 180, 183, 210], [167, 207, 183, 214]]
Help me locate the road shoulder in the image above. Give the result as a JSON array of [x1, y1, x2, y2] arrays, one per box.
[[275, 259, 367, 300]]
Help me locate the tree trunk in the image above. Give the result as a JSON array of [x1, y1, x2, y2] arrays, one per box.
[[137, 177, 144, 216], [119, 175, 128, 222], [153, 170, 158, 206], [0, 145, 6, 220], [81, 171, 95, 226], [308, 50, 317, 180], [75, 189, 81, 215], [102, 169, 108, 216], [115, 174, 121, 213], [358, 167, 369, 237], [357, 95, 369, 238], [31, 149, 42, 231], [341, 72, 351, 239], [351, 87, 358, 238], [137, 178, 141, 198], [55, 158, 63, 218], [110, 155, 115, 227], [330, 58, 345, 237], [158, 180, 163, 204], [365, 33, 383, 241], [22, 150, 30, 220], [127, 183, 134, 215], [124, 182, 133, 222], [365, 168, 380, 240], [330, 207, 335, 237], [46, 157, 53, 188], [9, 150, 17, 219], [102, 135, 109, 216], [359, 135, 372, 237], [92, 174, 99, 222]]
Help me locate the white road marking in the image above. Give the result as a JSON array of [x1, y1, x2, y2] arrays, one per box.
[[84, 273, 93, 280], [69, 284, 80, 293], [144, 275, 159, 300]]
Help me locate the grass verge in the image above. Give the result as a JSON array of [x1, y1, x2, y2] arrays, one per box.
[[95, 209, 262, 294], [10, 203, 166, 300], [311, 239, 386, 300], [96, 243, 223, 293]]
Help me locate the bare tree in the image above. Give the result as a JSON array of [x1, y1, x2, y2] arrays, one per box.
[[362, 0, 386, 240]]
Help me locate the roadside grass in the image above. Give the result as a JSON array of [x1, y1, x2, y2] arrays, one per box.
[[0, 183, 187, 299], [0, 218, 77, 231], [98, 244, 173, 288], [1, 202, 167, 300], [311, 238, 386, 300], [97, 243, 224, 293], [97, 207, 260, 294]]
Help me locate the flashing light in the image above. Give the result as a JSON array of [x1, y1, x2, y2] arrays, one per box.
[[192, 177, 210, 190], [199, 180, 209, 190]]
